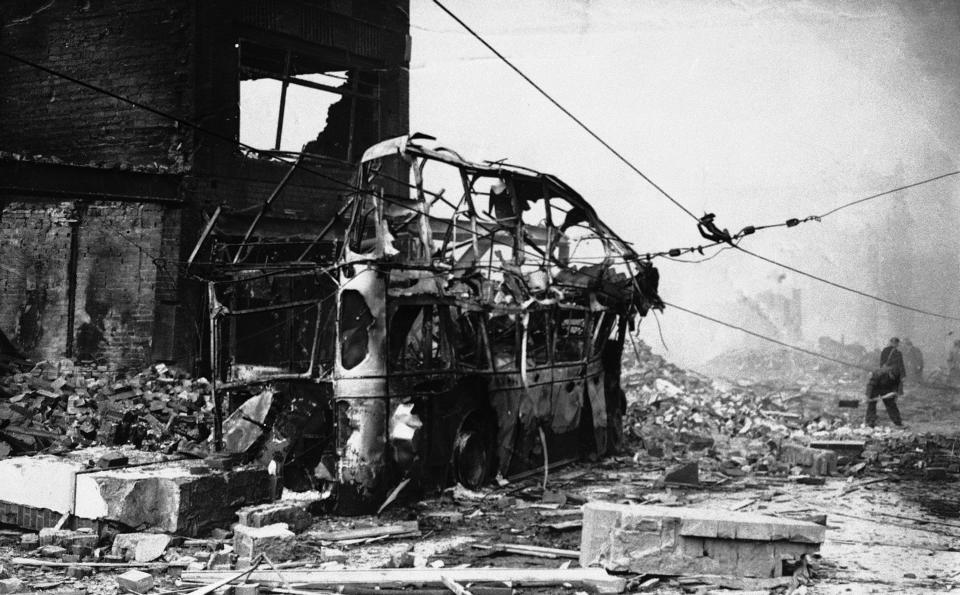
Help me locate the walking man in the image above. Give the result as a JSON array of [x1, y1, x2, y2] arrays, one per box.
[[865, 365, 904, 427], [880, 337, 906, 394]]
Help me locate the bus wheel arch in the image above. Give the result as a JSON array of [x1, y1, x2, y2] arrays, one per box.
[[452, 407, 498, 489]]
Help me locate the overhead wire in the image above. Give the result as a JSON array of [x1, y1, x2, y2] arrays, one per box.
[[662, 300, 872, 372], [9, 42, 958, 330], [734, 245, 960, 323], [430, 0, 702, 224], [0, 48, 647, 279], [426, 3, 960, 325], [818, 170, 960, 218]]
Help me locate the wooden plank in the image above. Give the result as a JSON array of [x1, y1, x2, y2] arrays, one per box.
[[304, 521, 419, 542], [182, 568, 626, 593], [440, 576, 473, 595], [472, 543, 579, 559], [12, 557, 182, 569]]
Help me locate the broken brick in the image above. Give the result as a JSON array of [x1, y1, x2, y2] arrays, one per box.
[[112, 533, 171, 563], [232, 523, 296, 561], [235, 502, 313, 533], [117, 570, 154, 594]]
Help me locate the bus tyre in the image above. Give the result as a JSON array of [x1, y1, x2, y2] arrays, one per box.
[[453, 429, 492, 490]]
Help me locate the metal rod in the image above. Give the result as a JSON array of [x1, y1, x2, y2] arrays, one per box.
[[232, 153, 304, 264], [186, 206, 222, 268]]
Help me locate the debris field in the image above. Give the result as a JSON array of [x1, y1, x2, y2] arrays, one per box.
[[1, 341, 959, 594]]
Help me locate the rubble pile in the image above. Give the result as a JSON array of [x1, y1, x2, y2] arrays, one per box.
[[0, 360, 213, 459], [701, 345, 865, 387], [623, 341, 848, 448]]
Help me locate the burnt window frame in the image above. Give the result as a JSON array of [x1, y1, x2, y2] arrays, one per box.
[[386, 301, 457, 373], [237, 38, 381, 160], [554, 306, 590, 364]]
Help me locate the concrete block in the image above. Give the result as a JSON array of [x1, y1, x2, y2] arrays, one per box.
[[39, 528, 74, 546], [779, 443, 837, 476], [701, 538, 737, 573], [0, 455, 84, 514], [63, 532, 99, 550], [19, 534, 38, 549], [236, 502, 313, 533], [39, 544, 67, 558], [207, 550, 233, 568], [76, 461, 274, 536], [113, 533, 171, 562], [0, 578, 24, 594], [235, 584, 259, 595], [117, 570, 154, 594], [580, 501, 824, 577], [735, 541, 776, 577], [67, 565, 94, 579], [0, 449, 164, 513], [233, 524, 296, 561]]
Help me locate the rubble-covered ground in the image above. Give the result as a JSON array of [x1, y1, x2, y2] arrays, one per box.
[[2, 342, 960, 594]]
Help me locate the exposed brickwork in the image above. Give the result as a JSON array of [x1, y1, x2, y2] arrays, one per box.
[[0, 200, 163, 370], [0, 0, 409, 370], [0, 500, 98, 532], [0, 201, 75, 357], [73, 202, 163, 370], [0, 0, 194, 169]]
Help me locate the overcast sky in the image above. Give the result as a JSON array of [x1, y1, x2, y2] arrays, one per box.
[[408, 0, 960, 366]]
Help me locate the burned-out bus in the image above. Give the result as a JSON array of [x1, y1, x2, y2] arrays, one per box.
[[205, 134, 662, 513]]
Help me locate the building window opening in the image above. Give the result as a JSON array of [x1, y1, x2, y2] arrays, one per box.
[[238, 40, 379, 160]]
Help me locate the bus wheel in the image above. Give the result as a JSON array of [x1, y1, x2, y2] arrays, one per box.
[[453, 429, 492, 489]]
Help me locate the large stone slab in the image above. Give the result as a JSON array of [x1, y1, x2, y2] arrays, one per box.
[[0, 447, 165, 529], [0, 454, 83, 514], [580, 502, 824, 578], [0, 446, 276, 536], [76, 462, 274, 536]]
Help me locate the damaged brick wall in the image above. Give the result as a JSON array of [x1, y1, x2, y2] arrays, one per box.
[[0, 200, 164, 370], [0, 0, 409, 371], [73, 202, 164, 368], [0, 0, 193, 169], [0, 202, 75, 358]]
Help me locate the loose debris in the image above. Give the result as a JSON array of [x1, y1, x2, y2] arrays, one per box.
[[0, 360, 213, 459], [1, 338, 959, 594]]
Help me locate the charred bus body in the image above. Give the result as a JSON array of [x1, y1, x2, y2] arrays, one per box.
[[205, 135, 662, 513]]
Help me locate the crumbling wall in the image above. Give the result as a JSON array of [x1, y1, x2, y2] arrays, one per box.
[[74, 203, 164, 368], [0, 0, 193, 169], [0, 202, 75, 357], [0, 200, 165, 370]]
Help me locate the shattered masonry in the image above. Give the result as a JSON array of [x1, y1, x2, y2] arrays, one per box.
[[0, 0, 410, 370]]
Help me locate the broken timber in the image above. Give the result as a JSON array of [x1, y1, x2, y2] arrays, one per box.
[[304, 521, 419, 543], [181, 567, 626, 593]]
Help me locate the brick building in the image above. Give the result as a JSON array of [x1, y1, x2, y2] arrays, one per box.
[[0, 0, 410, 370]]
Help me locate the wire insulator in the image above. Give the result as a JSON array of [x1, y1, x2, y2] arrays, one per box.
[[668, 248, 682, 257], [786, 218, 800, 227], [741, 226, 756, 236]]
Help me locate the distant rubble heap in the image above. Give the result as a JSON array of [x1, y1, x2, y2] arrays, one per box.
[[621, 339, 960, 479], [0, 356, 213, 459]]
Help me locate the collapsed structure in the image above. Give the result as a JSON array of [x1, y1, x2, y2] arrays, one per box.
[[202, 134, 663, 512], [0, 1, 662, 515]]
